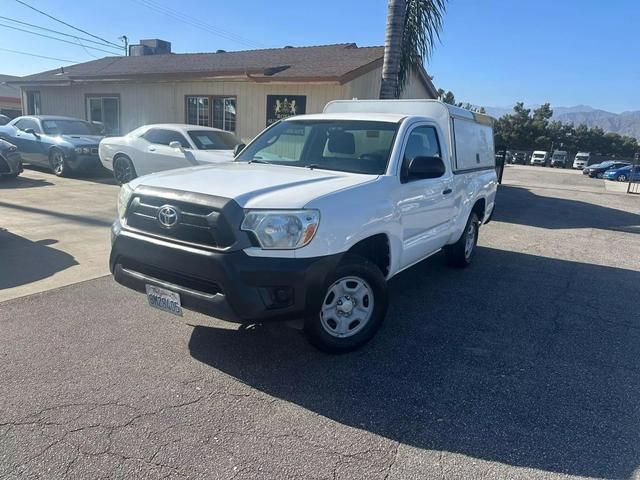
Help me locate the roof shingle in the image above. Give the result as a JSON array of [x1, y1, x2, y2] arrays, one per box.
[[17, 43, 385, 84]]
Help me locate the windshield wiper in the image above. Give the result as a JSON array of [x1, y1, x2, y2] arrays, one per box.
[[304, 164, 320, 170], [248, 159, 270, 164]]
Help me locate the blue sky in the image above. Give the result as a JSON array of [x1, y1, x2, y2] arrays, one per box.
[[1, 0, 638, 112]]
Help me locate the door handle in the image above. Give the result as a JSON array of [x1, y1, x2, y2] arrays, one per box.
[[148, 146, 156, 151], [443, 188, 452, 195]]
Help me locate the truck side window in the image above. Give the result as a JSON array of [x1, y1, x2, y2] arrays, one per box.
[[401, 126, 442, 182]]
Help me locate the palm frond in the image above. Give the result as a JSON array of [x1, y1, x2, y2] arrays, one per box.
[[397, 0, 447, 98]]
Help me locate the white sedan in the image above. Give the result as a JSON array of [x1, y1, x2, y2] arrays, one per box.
[[99, 124, 242, 184]]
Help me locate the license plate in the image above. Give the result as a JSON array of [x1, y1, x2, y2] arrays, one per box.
[[145, 285, 183, 316]]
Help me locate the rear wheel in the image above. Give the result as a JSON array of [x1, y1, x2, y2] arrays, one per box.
[[113, 155, 137, 185], [49, 149, 71, 177], [444, 212, 480, 268], [304, 255, 388, 353]]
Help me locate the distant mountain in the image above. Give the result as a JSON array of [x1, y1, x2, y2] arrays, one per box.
[[486, 104, 640, 140]]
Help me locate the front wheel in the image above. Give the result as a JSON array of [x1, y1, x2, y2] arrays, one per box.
[[49, 149, 71, 177], [596, 172, 604, 179], [113, 155, 137, 185], [617, 174, 628, 182], [444, 212, 480, 268], [304, 255, 388, 353]]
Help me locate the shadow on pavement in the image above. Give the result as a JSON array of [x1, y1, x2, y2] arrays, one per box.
[[23, 164, 117, 186], [495, 185, 640, 233], [0, 175, 53, 189], [0, 201, 113, 227], [189, 248, 640, 479], [0, 229, 78, 290]]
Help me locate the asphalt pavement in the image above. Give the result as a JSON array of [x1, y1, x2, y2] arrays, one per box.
[[1, 165, 639, 479]]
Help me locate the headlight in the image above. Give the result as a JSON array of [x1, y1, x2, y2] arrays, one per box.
[[117, 183, 134, 220], [241, 210, 320, 250], [83, 147, 91, 154]]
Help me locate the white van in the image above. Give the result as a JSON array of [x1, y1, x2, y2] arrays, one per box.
[[573, 152, 591, 169], [531, 150, 549, 166]]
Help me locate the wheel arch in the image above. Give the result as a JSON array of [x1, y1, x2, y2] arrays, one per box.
[[345, 233, 391, 277]]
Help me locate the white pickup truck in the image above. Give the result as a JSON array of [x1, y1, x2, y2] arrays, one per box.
[[110, 100, 497, 352]]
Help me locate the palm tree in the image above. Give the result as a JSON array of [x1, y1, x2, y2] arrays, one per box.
[[379, 0, 447, 99]]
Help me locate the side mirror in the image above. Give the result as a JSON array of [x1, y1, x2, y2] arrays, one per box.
[[407, 155, 446, 180], [169, 141, 183, 150], [24, 128, 39, 137], [233, 143, 246, 157]]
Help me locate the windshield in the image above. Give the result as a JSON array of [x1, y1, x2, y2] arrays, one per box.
[[187, 130, 240, 150], [533, 153, 545, 158], [236, 120, 399, 175], [599, 161, 614, 167], [552, 153, 566, 159], [42, 119, 98, 135]]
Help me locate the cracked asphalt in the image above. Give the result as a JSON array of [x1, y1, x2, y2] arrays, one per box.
[[1, 165, 640, 479]]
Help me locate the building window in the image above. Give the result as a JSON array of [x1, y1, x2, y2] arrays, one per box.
[[26, 91, 41, 115], [86, 95, 120, 135], [186, 96, 236, 133]]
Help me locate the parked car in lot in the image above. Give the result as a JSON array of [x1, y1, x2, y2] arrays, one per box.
[[530, 150, 549, 166], [573, 151, 590, 169], [510, 150, 528, 165], [99, 124, 242, 184], [109, 100, 498, 352], [0, 116, 103, 176], [0, 138, 22, 178], [587, 160, 630, 178], [603, 164, 639, 182], [550, 150, 568, 168]]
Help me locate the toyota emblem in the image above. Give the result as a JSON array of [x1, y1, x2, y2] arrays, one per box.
[[157, 205, 180, 229]]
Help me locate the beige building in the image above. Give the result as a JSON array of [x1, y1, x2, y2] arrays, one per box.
[[0, 74, 22, 119], [13, 41, 437, 141]]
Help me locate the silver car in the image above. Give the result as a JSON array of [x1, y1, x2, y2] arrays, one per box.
[[0, 138, 22, 178]]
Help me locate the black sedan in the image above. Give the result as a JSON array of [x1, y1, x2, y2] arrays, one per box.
[[0, 138, 22, 178], [586, 161, 630, 178], [0, 116, 103, 176]]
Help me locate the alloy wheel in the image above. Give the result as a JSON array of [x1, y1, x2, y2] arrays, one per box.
[[114, 157, 134, 184]]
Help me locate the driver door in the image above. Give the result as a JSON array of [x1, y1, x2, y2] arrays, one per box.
[[139, 128, 195, 176], [394, 124, 456, 269], [12, 118, 47, 166]]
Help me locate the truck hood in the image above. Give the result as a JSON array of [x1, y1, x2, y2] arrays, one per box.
[[130, 162, 376, 208]]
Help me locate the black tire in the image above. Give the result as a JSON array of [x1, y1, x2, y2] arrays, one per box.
[[596, 172, 604, 179], [304, 254, 388, 353], [444, 212, 480, 268], [49, 149, 71, 177], [618, 174, 627, 182], [113, 155, 137, 185]]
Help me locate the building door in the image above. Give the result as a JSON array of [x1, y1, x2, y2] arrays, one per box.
[[86, 96, 120, 135], [25, 91, 41, 115]]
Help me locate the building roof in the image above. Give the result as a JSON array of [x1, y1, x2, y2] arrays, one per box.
[[13, 43, 437, 95]]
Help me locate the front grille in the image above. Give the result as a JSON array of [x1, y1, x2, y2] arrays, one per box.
[[91, 147, 99, 155], [119, 257, 222, 296], [0, 155, 9, 173], [125, 195, 234, 249]]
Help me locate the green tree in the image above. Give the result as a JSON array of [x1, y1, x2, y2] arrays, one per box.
[[437, 88, 456, 105], [380, 0, 448, 99]]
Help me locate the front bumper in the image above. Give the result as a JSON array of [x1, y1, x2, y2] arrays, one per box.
[[0, 151, 23, 176], [68, 153, 102, 170], [109, 223, 342, 323]]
